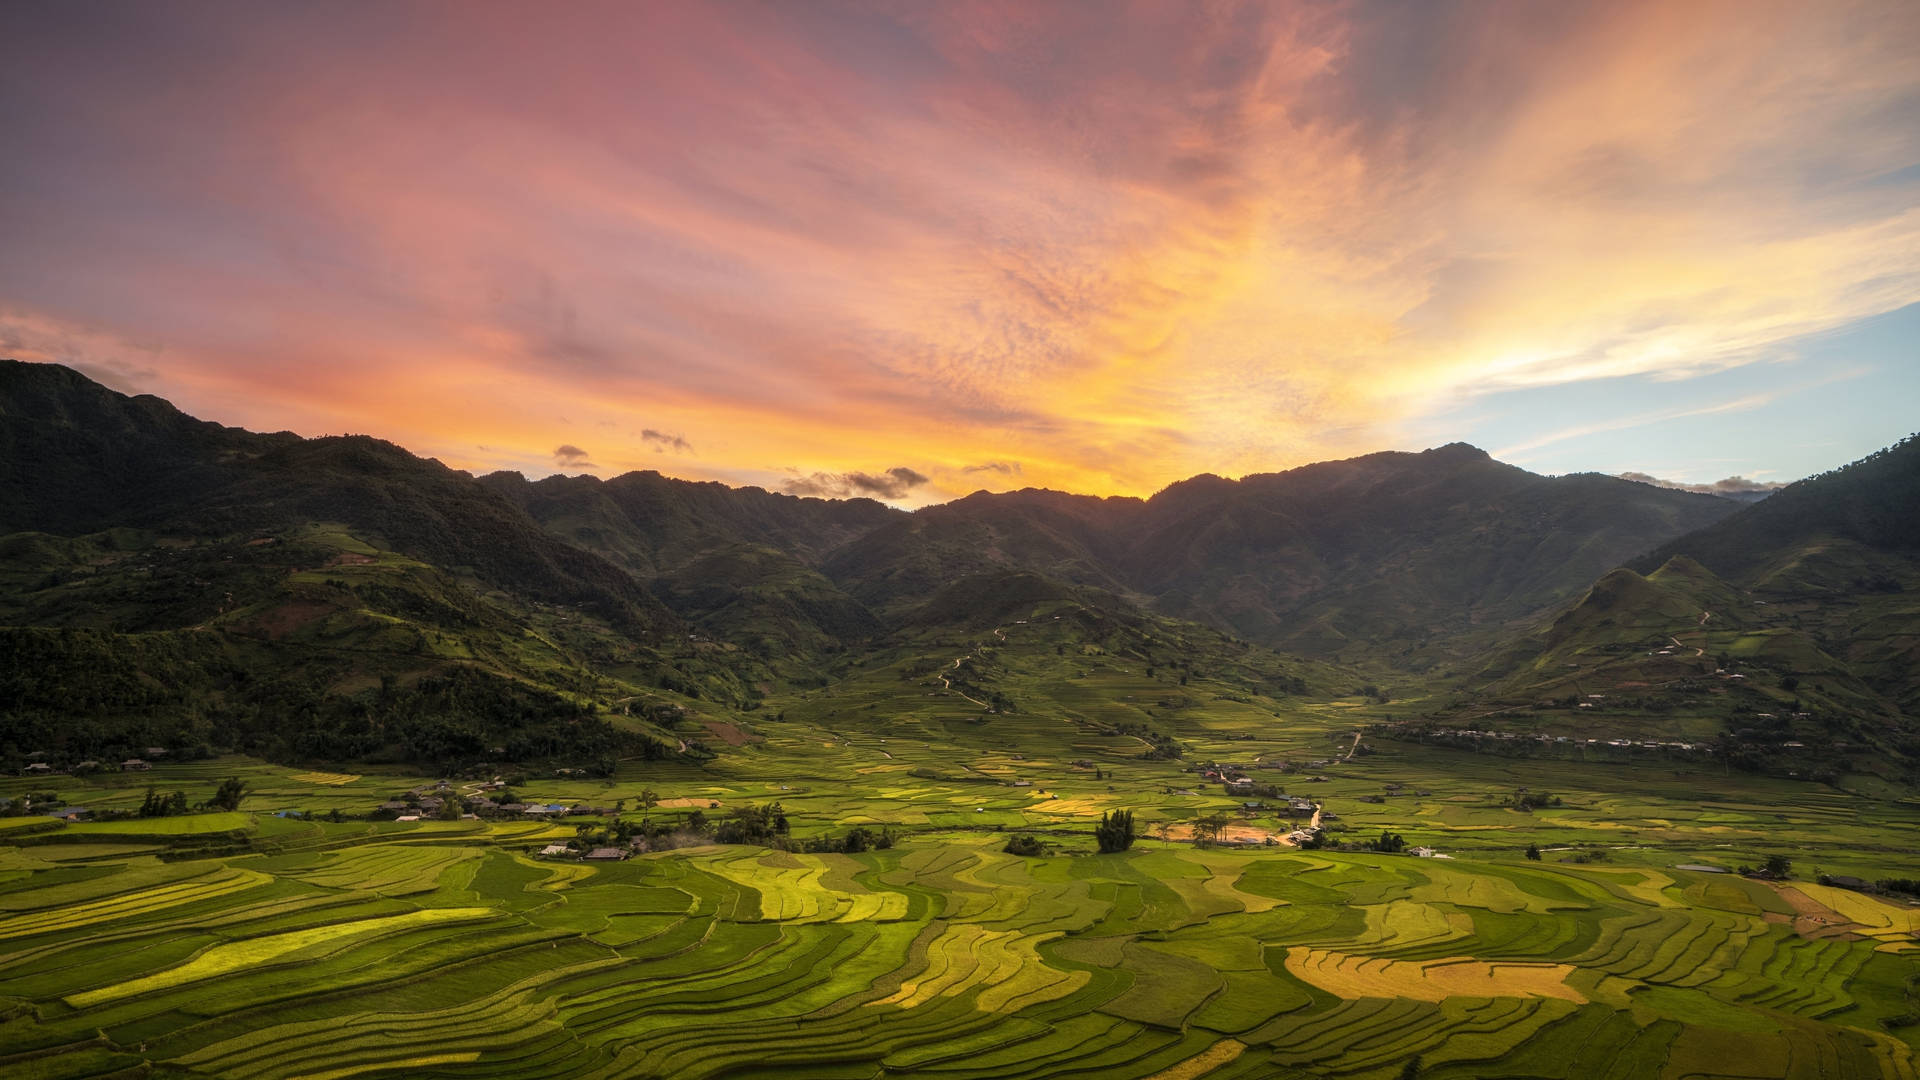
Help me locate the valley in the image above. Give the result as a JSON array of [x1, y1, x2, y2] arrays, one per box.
[[3, 362, 1918, 1079]]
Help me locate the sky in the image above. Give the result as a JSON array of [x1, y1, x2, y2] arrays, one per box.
[[1, 1, 1916, 506]]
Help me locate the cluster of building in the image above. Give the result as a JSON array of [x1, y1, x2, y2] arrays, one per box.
[[1388, 727, 1711, 753], [376, 780, 616, 822], [18, 747, 170, 775], [537, 843, 631, 861]]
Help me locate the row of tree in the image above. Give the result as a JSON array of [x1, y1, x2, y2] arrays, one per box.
[[138, 777, 248, 817]]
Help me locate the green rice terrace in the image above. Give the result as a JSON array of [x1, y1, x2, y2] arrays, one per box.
[[3, 684, 1919, 1080]]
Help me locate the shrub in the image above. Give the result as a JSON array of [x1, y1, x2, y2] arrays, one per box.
[[1004, 834, 1044, 856]]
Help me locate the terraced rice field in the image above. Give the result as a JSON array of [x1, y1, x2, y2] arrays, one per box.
[[287, 772, 361, 787], [1, 826, 1916, 1079]]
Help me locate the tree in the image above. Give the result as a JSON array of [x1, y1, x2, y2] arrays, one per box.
[[1004, 834, 1044, 856], [1763, 854, 1792, 879], [1399, 1055, 1422, 1080], [1095, 809, 1136, 853], [1526, 843, 1542, 861], [1194, 812, 1231, 846], [639, 788, 659, 831], [436, 796, 463, 821]]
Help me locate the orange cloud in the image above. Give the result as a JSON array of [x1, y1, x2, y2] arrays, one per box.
[[0, 1, 1912, 503]]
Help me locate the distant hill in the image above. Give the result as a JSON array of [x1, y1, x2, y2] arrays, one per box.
[[478, 469, 899, 579], [1439, 437, 1920, 779], [1633, 433, 1920, 589], [821, 443, 1739, 661]]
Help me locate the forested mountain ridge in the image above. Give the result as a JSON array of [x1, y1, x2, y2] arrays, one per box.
[[0, 360, 667, 625], [1437, 437, 1920, 777], [0, 360, 1757, 671], [5, 359, 1913, 779], [818, 443, 1741, 661]]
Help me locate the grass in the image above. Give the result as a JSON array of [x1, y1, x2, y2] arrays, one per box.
[[3, 607, 1920, 1077], [64, 906, 500, 1006]]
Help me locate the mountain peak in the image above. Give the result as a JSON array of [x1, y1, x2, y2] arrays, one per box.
[[1424, 442, 1491, 461]]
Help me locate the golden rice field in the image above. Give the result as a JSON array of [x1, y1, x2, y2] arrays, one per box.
[[0, 826, 1916, 1080], [287, 772, 361, 787]]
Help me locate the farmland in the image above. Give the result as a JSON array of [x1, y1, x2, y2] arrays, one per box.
[[0, 815, 1915, 1079], [3, 669, 1919, 1080]]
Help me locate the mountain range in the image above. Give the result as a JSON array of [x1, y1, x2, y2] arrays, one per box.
[[3, 359, 1915, 779]]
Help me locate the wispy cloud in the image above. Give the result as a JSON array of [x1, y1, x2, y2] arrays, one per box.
[[0, 2, 1912, 497], [782, 466, 929, 500], [552, 444, 595, 469], [1495, 392, 1782, 459], [641, 429, 693, 455], [1617, 471, 1789, 496]]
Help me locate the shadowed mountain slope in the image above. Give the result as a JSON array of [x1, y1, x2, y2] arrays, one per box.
[[820, 444, 1740, 660], [1439, 439, 1920, 777], [0, 360, 668, 625]]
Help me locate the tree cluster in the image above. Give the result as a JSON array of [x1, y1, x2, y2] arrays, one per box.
[[1003, 834, 1045, 856], [1508, 790, 1562, 811], [1367, 830, 1407, 853], [1095, 809, 1136, 853]]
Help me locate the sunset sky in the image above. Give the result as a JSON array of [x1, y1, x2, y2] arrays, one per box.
[[2, 1, 1916, 505]]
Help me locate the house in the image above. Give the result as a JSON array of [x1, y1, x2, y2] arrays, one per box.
[[23, 762, 53, 774], [51, 807, 90, 821], [395, 814, 421, 822], [144, 747, 169, 757], [121, 759, 151, 771], [585, 847, 627, 860], [538, 844, 573, 858], [1409, 846, 1438, 858]]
